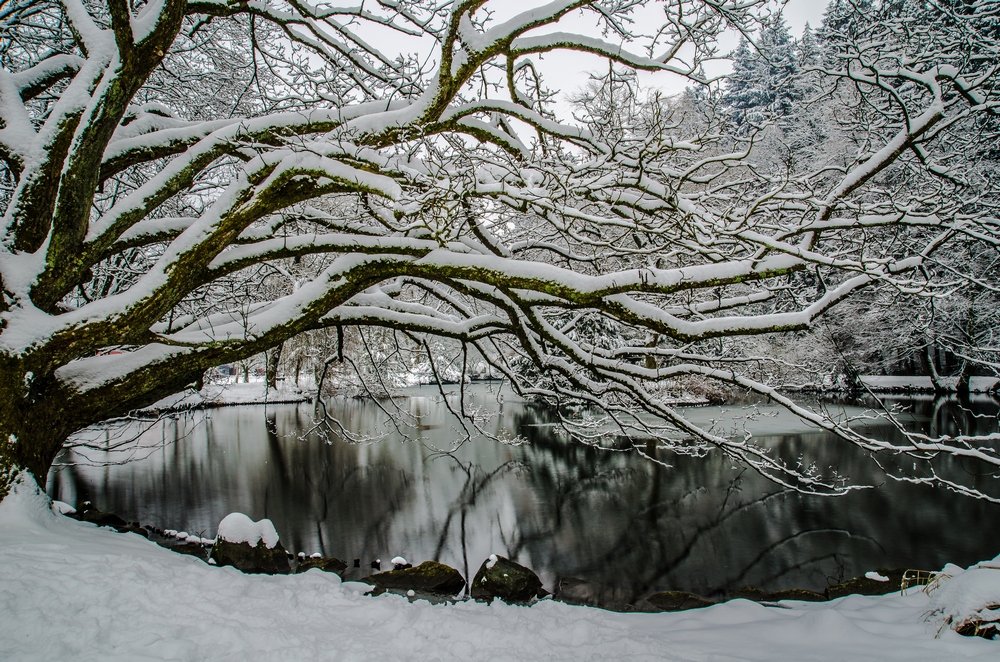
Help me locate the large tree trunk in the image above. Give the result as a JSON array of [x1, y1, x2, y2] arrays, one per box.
[[266, 343, 283, 390], [920, 344, 948, 395], [955, 360, 973, 397], [0, 360, 81, 500]]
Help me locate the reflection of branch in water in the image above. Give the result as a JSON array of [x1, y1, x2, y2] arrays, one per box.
[[530, 460, 842, 600], [722, 528, 885, 590], [57, 410, 206, 467], [308, 339, 521, 452], [755, 552, 845, 589], [308, 360, 402, 445], [427, 451, 524, 588]]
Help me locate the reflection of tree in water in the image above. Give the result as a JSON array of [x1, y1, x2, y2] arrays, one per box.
[[50, 405, 416, 562], [48, 391, 1000, 598], [422, 452, 524, 590], [259, 407, 416, 559], [502, 398, 1000, 597]]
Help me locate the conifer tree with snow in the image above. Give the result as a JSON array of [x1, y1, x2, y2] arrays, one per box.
[[720, 14, 800, 127]]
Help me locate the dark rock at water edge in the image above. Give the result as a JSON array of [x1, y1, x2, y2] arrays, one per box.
[[210, 539, 291, 574], [73, 502, 148, 537], [471, 556, 545, 604], [730, 586, 826, 603], [362, 561, 465, 596], [729, 586, 769, 602], [554, 577, 651, 612], [114, 524, 149, 538], [297, 556, 349, 576], [645, 590, 715, 612], [825, 568, 905, 599], [76, 502, 127, 527], [165, 542, 209, 559]]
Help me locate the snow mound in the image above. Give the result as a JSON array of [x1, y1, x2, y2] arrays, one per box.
[[217, 512, 280, 549], [1, 473, 58, 529], [928, 558, 1000, 637], [50, 500, 76, 516]]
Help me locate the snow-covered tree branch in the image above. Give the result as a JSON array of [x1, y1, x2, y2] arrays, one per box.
[[0, 0, 997, 500]]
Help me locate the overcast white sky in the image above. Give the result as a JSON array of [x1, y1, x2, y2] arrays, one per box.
[[784, 0, 831, 34], [348, 1, 832, 125], [501, 0, 832, 115]]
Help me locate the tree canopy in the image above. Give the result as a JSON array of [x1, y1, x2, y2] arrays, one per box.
[[0, 0, 998, 500]]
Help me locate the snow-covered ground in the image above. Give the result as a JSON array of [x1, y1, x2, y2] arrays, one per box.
[[1, 480, 997, 661]]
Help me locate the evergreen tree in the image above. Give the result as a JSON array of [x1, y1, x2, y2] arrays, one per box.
[[721, 14, 800, 127], [816, 0, 875, 68], [797, 23, 821, 69]]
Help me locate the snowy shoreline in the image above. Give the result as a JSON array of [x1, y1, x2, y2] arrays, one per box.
[[1, 480, 997, 661], [139, 382, 312, 414], [136, 374, 1000, 419], [139, 380, 715, 415], [858, 376, 999, 394]]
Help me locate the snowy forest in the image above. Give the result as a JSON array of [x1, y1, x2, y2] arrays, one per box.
[[1, 0, 999, 503]]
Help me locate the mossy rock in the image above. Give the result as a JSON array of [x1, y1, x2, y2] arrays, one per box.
[[471, 556, 544, 604], [297, 556, 349, 576], [729, 586, 826, 602], [210, 539, 290, 575], [826, 568, 904, 599], [645, 590, 715, 612], [77, 503, 127, 528], [769, 588, 826, 602], [729, 586, 770, 601], [167, 542, 209, 559], [362, 561, 465, 595]]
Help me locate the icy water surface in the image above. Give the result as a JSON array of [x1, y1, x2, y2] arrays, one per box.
[[48, 384, 1000, 599]]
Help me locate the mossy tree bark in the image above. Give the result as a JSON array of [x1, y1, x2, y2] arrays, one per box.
[[0, 361, 77, 499]]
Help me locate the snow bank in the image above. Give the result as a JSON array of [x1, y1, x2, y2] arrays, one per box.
[[929, 559, 1000, 636], [1, 479, 997, 661], [217, 512, 280, 549]]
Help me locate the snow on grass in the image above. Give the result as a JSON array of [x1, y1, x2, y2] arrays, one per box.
[[1, 478, 997, 661], [217, 513, 280, 549], [928, 561, 1000, 637]]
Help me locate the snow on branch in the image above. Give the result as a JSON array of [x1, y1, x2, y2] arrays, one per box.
[[0, 0, 998, 499]]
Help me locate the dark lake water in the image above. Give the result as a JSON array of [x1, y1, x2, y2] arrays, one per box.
[[47, 384, 1000, 600]]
